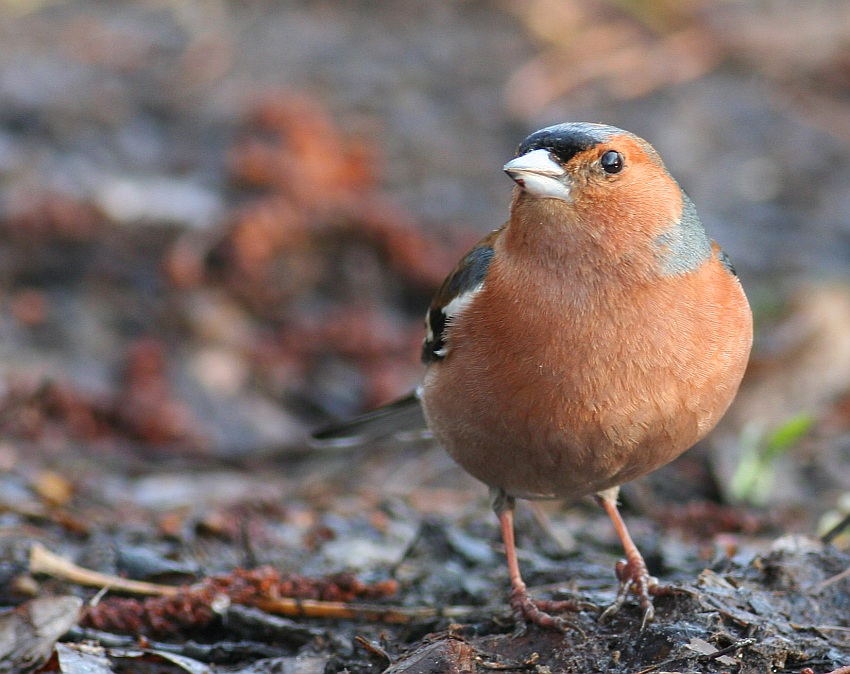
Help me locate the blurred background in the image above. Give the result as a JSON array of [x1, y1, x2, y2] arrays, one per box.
[[1, 0, 850, 590]]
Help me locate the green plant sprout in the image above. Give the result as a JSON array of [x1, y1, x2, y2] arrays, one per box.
[[729, 412, 815, 505]]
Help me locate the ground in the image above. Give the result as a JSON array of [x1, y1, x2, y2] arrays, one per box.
[[0, 1, 850, 672]]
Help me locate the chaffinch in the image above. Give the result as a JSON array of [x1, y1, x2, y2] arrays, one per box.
[[314, 122, 753, 630]]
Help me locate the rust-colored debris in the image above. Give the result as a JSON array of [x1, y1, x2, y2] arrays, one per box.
[[78, 565, 398, 637], [170, 93, 462, 412], [0, 339, 205, 452]]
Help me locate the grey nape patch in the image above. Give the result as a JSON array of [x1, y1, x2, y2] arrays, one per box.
[[653, 193, 712, 276]]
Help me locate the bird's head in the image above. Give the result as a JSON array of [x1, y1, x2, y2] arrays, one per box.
[[503, 122, 709, 276]]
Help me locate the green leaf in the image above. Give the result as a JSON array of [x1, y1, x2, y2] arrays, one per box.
[[729, 413, 814, 505], [762, 413, 815, 462]]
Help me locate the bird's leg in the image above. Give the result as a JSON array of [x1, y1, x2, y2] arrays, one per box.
[[491, 487, 581, 632], [596, 487, 672, 629]]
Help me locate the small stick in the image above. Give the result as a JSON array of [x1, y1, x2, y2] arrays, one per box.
[[252, 596, 471, 623], [821, 511, 850, 544], [813, 566, 850, 594], [29, 543, 179, 597], [706, 637, 756, 659], [354, 636, 393, 665]]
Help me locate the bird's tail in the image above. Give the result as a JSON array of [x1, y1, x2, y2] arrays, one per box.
[[310, 390, 429, 449]]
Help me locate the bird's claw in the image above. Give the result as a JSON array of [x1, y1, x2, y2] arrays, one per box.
[[600, 557, 673, 629], [509, 584, 583, 634]]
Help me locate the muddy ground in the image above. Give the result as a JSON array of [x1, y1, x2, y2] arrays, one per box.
[[1, 1, 850, 672]]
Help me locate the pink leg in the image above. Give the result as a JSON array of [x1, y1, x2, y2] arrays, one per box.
[[597, 487, 672, 628], [492, 488, 582, 632]]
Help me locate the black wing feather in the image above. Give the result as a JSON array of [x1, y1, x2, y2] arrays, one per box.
[[422, 231, 498, 364], [310, 392, 427, 448]]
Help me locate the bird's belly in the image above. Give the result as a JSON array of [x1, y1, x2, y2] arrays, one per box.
[[420, 257, 752, 503], [424, 382, 681, 500], [421, 329, 742, 502]]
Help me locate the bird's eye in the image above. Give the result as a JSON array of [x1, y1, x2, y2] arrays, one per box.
[[600, 150, 623, 174]]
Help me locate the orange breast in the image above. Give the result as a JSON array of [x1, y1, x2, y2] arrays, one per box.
[[420, 253, 752, 501]]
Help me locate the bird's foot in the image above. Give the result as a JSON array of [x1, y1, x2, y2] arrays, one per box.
[[509, 583, 583, 634], [600, 557, 674, 629]]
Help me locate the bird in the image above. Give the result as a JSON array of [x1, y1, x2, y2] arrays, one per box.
[[313, 122, 753, 630]]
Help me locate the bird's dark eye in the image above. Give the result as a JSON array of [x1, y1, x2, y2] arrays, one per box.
[[600, 150, 623, 174]]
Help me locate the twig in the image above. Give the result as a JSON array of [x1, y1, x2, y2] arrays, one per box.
[[813, 566, 850, 594], [706, 637, 756, 659], [251, 596, 471, 623], [821, 511, 850, 544], [354, 636, 393, 666], [632, 636, 756, 673], [29, 543, 180, 597]]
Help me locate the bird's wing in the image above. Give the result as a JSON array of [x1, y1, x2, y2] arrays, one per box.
[[422, 227, 501, 364]]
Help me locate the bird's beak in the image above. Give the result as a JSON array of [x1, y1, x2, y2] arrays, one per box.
[[503, 149, 571, 202]]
